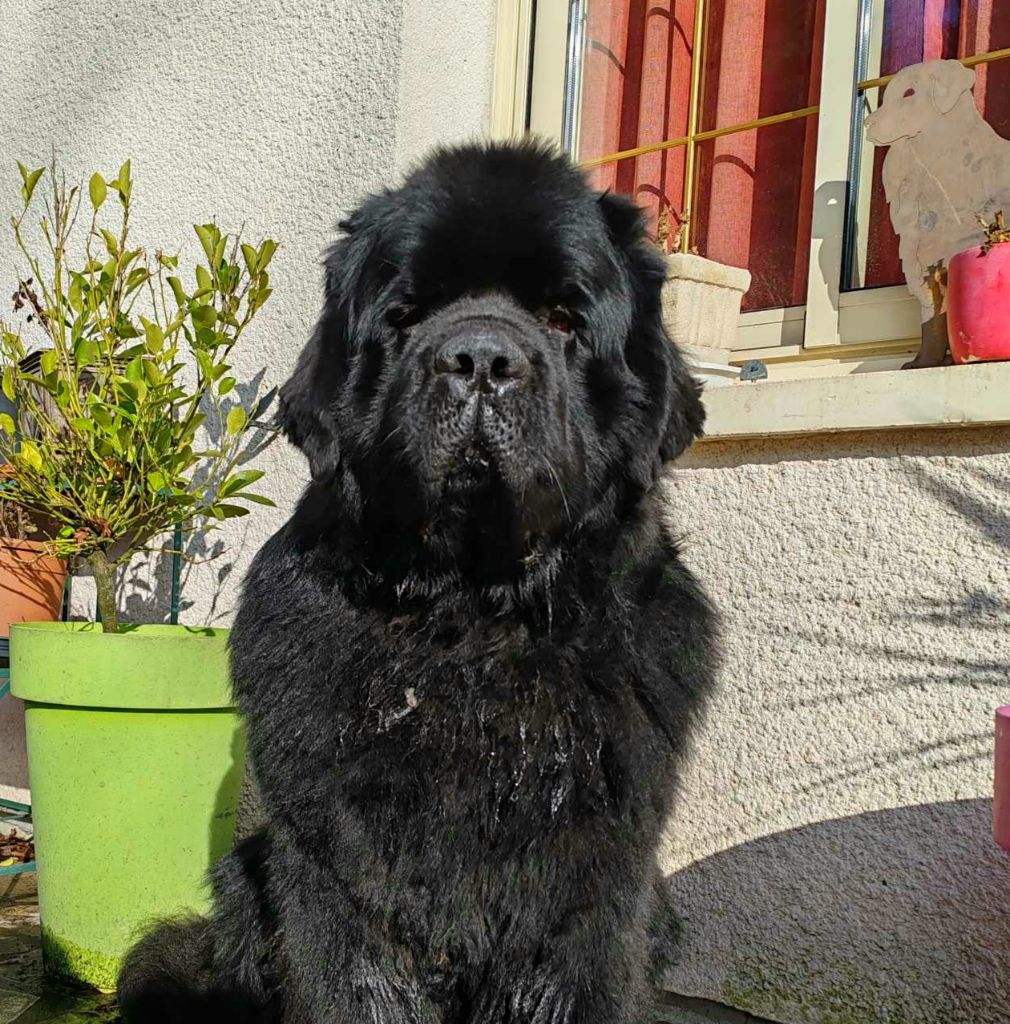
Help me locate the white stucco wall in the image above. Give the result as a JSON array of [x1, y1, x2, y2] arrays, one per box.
[[0, 0, 496, 802], [660, 425, 1010, 1024], [396, 0, 497, 172]]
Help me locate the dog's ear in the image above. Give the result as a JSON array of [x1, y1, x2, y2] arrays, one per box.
[[929, 60, 975, 115], [598, 190, 647, 249], [277, 304, 345, 479], [599, 189, 706, 464], [659, 346, 706, 462], [278, 209, 381, 478]]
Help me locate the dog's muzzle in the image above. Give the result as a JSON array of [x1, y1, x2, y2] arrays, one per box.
[[434, 318, 531, 400]]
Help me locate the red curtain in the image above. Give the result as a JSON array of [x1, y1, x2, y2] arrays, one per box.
[[578, 0, 824, 312], [580, 0, 696, 236], [963, 0, 1010, 138], [692, 0, 824, 310]]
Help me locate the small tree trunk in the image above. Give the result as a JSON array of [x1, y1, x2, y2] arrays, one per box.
[[87, 548, 119, 633]]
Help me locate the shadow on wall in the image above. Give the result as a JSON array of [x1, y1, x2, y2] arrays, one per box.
[[660, 799, 1010, 1024], [659, 433, 1010, 1023]]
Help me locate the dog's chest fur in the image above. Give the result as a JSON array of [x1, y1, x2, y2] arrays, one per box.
[[232, 522, 703, 866]]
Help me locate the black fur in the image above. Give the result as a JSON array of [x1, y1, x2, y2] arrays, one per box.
[[118, 142, 716, 1024]]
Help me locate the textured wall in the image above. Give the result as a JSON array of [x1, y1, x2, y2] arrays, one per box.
[[659, 425, 1010, 1024], [395, 0, 497, 172], [0, 0, 494, 802]]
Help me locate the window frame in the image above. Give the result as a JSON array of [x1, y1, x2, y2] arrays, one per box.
[[508, 0, 1010, 375]]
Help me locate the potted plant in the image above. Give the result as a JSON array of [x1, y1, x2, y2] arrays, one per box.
[[947, 210, 1010, 364], [1, 159, 277, 990], [655, 207, 748, 382]]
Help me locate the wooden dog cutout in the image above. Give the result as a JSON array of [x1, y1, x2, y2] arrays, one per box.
[[865, 59, 1010, 367]]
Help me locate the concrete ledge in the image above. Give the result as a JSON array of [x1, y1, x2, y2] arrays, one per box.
[[699, 361, 1010, 441]]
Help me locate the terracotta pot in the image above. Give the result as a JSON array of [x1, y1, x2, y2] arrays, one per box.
[[947, 243, 1010, 364], [0, 539, 66, 635]]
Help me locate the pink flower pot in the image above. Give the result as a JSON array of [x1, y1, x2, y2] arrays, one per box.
[[947, 243, 1010, 364], [995, 707, 1010, 853]]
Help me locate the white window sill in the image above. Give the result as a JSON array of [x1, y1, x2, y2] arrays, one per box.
[[698, 361, 1010, 442]]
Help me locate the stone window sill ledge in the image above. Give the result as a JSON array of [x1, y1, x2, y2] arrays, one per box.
[[697, 361, 1010, 442]]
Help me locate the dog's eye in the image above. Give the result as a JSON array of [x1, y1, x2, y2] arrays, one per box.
[[539, 305, 573, 334], [903, 87, 915, 98], [387, 303, 420, 329]]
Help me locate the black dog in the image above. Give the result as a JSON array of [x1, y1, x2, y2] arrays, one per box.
[[118, 142, 716, 1024]]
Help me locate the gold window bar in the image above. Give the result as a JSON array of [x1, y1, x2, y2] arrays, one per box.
[[679, 0, 708, 253], [580, 39, 1010, 212], [857, 44, 1010, 92], [579, 104, 820, 170]]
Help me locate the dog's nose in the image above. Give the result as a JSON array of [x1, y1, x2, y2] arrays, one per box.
[[435, 328, 530, 394]]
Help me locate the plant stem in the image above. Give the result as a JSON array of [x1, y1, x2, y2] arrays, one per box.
[[87, 548, 119, 633]]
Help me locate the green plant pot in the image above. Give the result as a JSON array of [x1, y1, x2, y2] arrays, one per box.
[[10, 621, 245, 991]]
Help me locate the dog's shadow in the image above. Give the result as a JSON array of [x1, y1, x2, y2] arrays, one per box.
[[650, 798, 1010, 1023]]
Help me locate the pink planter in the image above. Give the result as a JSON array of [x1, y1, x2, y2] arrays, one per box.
[[947, 243, 1010, 364], [995, 707, 1010, 853]]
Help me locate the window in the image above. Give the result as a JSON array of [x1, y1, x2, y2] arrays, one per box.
[[506, 0, 1010, 372]]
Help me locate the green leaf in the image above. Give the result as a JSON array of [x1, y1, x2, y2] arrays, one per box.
[[89, 404, 114, 429], [116, 159, 132, 202], [194, 224, 216, 264], [220, 468, 265, 497], [211, 503, 250, 520], [18, 440, 42, 472], [100, 228, 119, 257], [240, 243, 259, 275], [125, 267, 149, 292], [39, 349, 58, 377], [217, 376, 236, 396], [167, 276, 187, 306], [194, 351, 214, 382], [2, 367, 15, 402], [68, 273, 84, 312], [74, 338, 98, 366], [258, 239, 278, 269], [0, 413, 15, 436], [89, 173, 107, 209], [195, 265, 213, 294], [225, 406, 246, 435], [141, 317, 165, 352], [235, 492, 275, 506], [253, 287, 273, 311], [17, 163, 44, 205], [116, 318, 141, 339], [125, 356, 144, 382], [191, 303, 216, 330]]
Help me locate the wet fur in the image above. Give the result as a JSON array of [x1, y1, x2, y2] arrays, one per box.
[[118, 142, 716, 1024]]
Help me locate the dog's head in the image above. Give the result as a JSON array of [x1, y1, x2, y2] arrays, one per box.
[[865, 59, 976, 146], [280, 142, 703, 584]]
